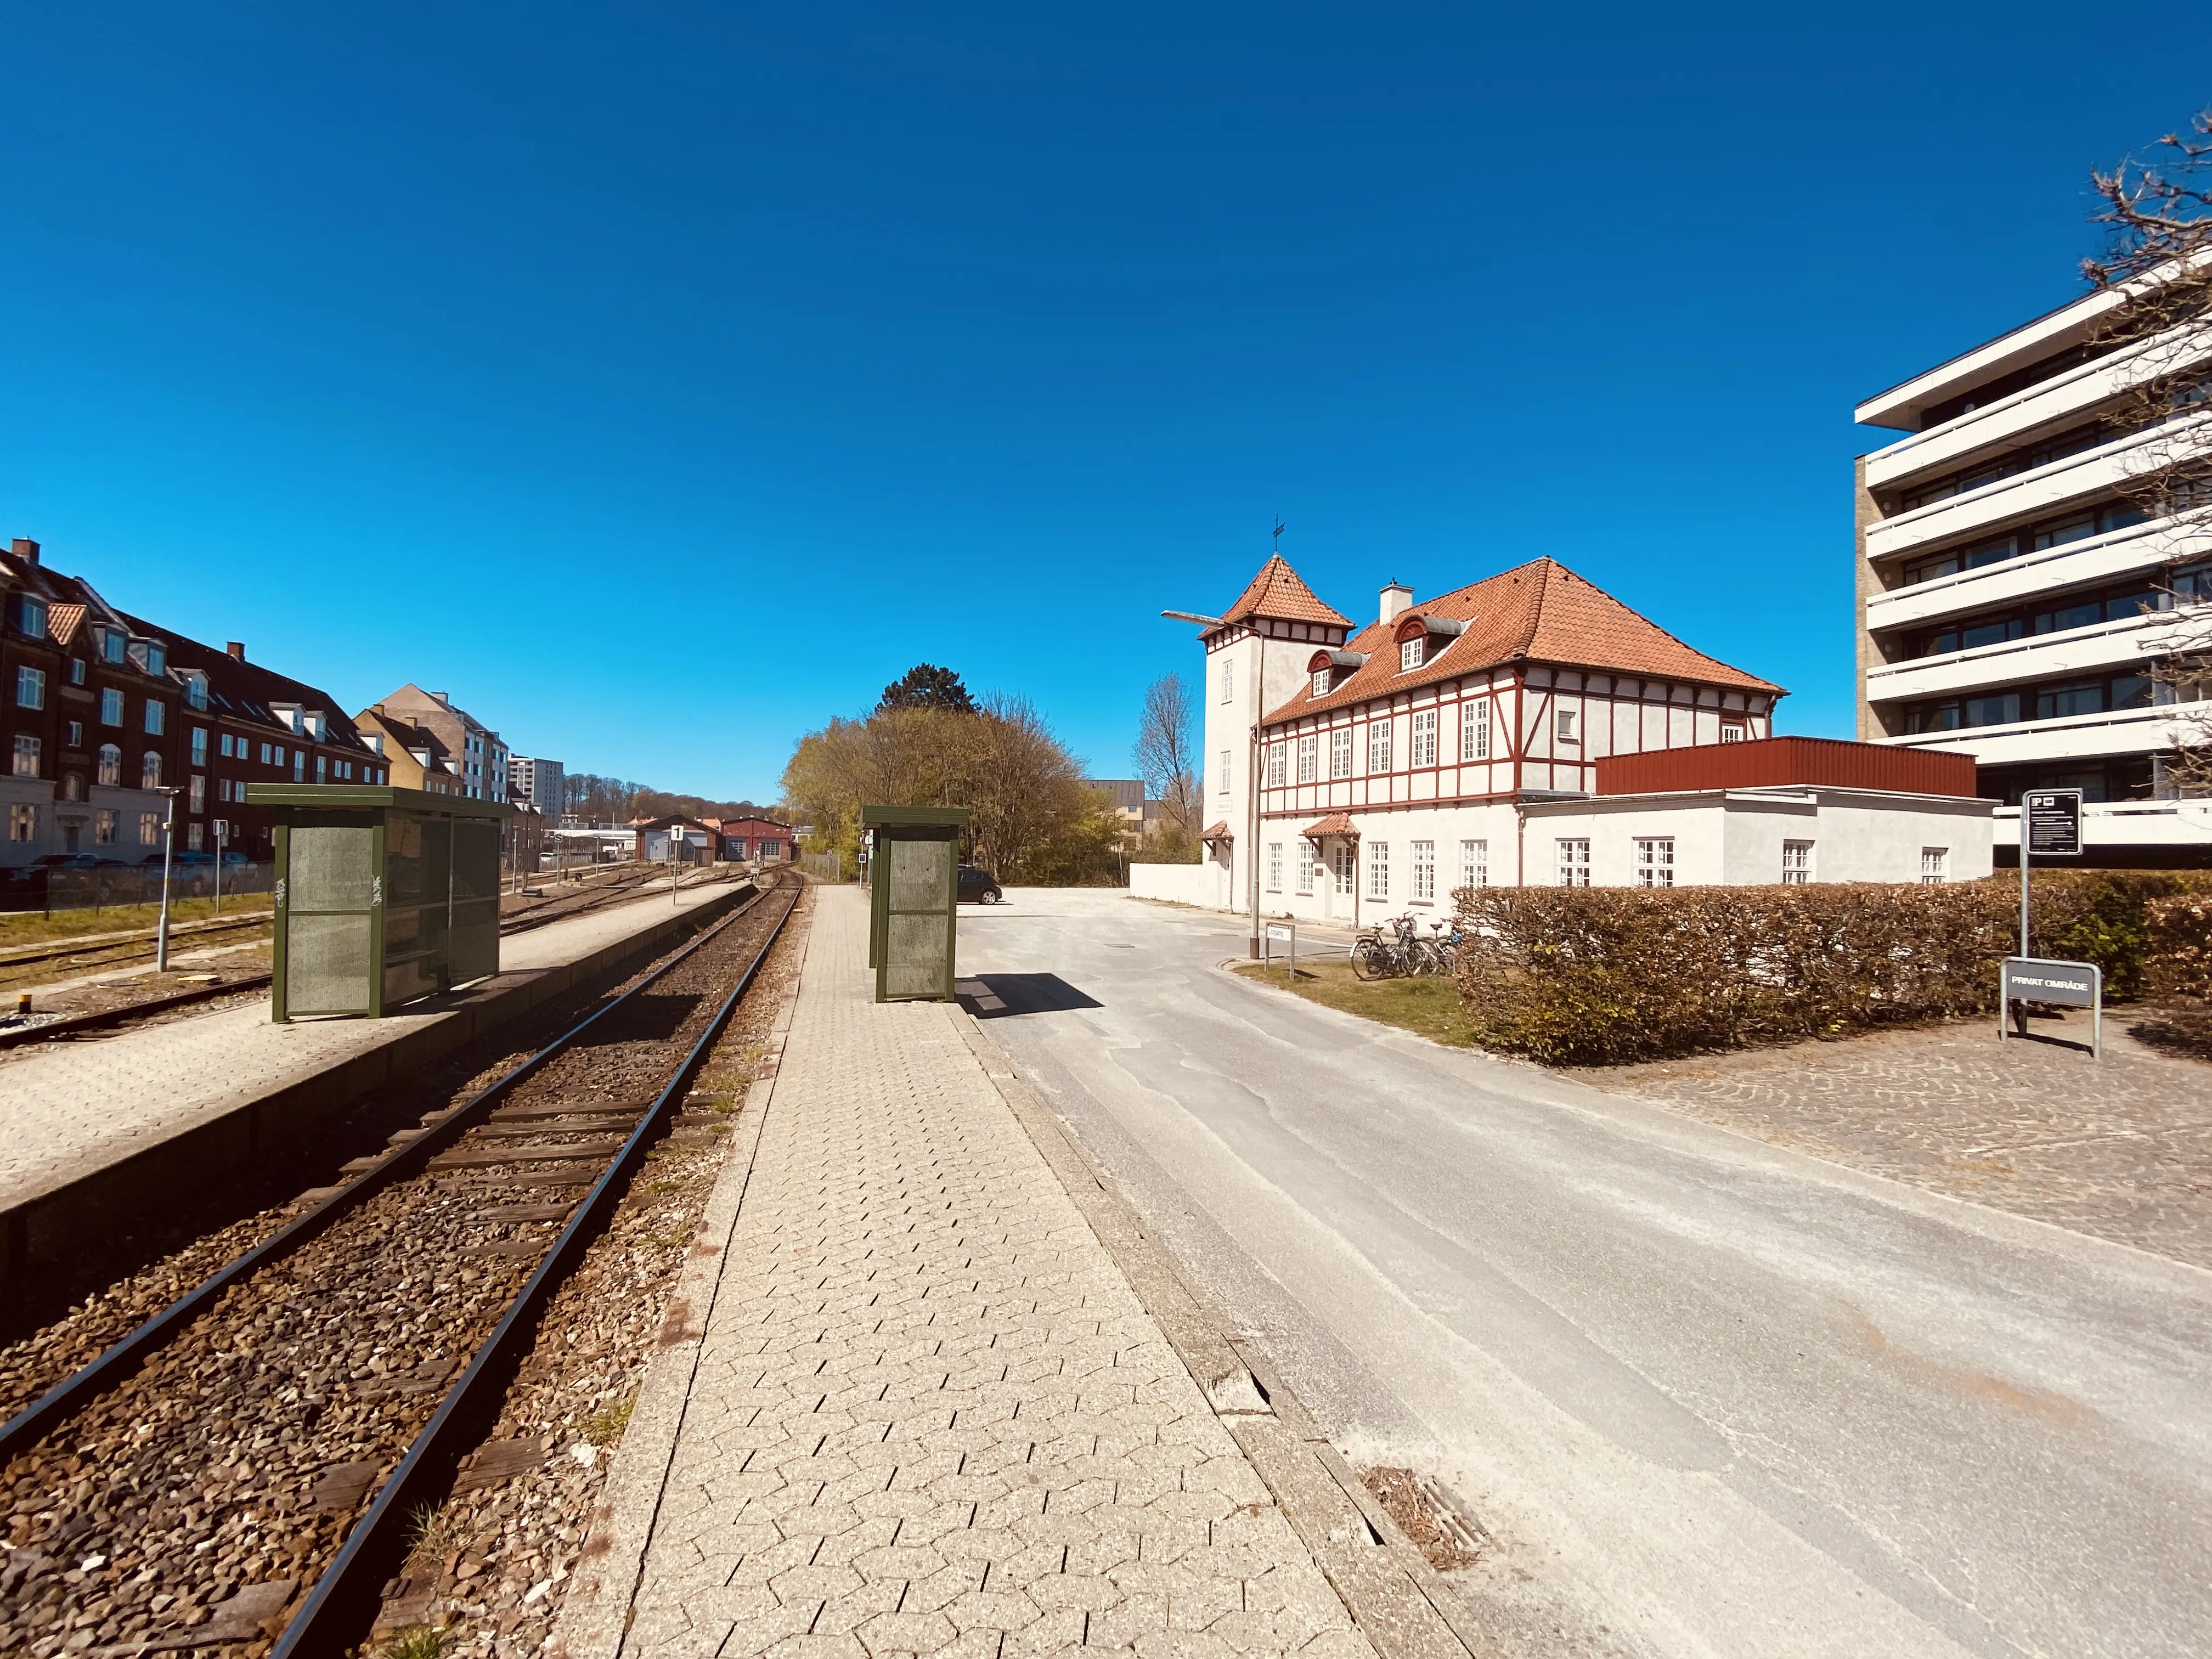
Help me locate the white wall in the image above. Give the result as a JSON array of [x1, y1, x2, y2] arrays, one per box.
[[1129, 861, 1232, 908]]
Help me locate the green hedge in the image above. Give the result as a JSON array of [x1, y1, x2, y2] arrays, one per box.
[[1451, 871, 2212, 1066]]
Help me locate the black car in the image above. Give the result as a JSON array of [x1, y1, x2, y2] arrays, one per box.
[[956, 865, 1004, 905]]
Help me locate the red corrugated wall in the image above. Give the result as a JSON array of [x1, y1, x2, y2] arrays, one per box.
[[1594, 736, 1980, 798]]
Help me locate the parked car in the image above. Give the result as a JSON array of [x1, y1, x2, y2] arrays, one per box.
[[956, 865, 1004, 905]]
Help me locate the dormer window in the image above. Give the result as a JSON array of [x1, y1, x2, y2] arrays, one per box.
[[1400, 638, 1424, 672], [1312, 668, 1330, 698], [16, 596, 46, 640], [100, 628, 127, 664], [183, 672, 208, 711], [143, 641, 167, 676]]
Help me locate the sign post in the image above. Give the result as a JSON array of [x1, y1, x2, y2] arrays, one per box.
[[1264, 918, 1295, 979], [2000, 957, 2102, 1058], [2018, 788, 2083, 956]]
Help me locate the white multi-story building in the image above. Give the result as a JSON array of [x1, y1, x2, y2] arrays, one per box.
[[1855, 284, 2212, 865], [1146, 554, 1991, 927], [509, 755, 564, 820]]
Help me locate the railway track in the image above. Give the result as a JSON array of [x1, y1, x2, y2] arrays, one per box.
[[0, 870, 802, 1657]]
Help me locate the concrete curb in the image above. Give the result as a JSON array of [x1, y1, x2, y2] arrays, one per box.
[[0, 883, 757, 1288], [549, 891, 814, 1659], [951, 1011, 1504, 1659]]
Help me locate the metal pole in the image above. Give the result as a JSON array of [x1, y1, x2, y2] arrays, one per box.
[[155, 788, 179, 973], [214, 821, 225, 914]]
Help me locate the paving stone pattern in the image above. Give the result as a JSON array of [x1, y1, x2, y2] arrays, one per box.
[[1579, 1007, 2212, 1270], [617, 887, 1372, 1659]]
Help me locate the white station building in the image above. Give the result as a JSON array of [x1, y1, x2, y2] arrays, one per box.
[[1134, 555, 1994, 924]]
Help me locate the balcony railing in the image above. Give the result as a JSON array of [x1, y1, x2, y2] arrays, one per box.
[[1865, 519, 2208, 630], [1865, 611, 2169, 703]]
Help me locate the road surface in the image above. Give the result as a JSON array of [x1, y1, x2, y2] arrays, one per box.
[[955, 890, 2212, 1659]]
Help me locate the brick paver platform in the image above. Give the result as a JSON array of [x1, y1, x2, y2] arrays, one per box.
[[575, 885, 1373, 1659], [1578, 1008, 2212, 1270]]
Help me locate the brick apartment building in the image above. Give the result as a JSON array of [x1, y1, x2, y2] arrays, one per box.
[[2, 538, 390, 868], [370, 684, 509, 803], [354, 707, 464, 794]]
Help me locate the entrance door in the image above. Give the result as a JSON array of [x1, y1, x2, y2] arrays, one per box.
[[1328, 841, 1356, 920]]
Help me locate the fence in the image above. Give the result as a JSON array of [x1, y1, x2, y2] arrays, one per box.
[[801, 850, 845, 882], [0, 861, 276, 917]]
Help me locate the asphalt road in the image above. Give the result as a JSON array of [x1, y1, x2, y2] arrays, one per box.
[[955, 890, 2212, 1659]]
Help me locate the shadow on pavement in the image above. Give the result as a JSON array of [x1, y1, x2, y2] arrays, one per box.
[[956, 973, 1103, 1019]]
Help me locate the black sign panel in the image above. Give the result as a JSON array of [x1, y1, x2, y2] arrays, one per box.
[[2023, 789, 2083, 857]]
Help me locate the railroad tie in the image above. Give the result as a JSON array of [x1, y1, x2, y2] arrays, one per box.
[[427, 1137, 627, 1170]]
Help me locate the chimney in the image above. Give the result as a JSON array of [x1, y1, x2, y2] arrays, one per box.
[[10, 538, 37, 566], [1379, 579, 1414, 626], [226, 641, 246, 661]]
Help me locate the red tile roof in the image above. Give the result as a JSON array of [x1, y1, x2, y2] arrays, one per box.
[[1267, 557, 1781, 723], [1300, 812, 1358, 839], [1218, 556, 1353, 629], [45, 603, 86, 647], [1201, 821, 1234, 841]]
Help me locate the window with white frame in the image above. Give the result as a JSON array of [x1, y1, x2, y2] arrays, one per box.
[[11, 735, 38, 778], [93, 808, 116, 844], [1400, 637, 1423, 672], [1556, 707, 1579, 743], [190, 774, 206, 813], [1297, 839, 1316, 893], [138, 811, 160, 847], [1217, 750, 1231, 792], [100, 629, 125, 664], [141, 751, 162, 789], [1267, 742, 1286, 787], [1920, 847, 1949, 885], [1267, 842, 1283, 891], [1557, 838, 1590, 885], [1459, 838, 1488, 890], [1721, 721, 1746, 742], [1368, 840, 1390, 898], [100, 687, 123, 726], [1297, 733, 1317, 783], [1463, 699, 1489, 760], [144, 699, 165, 735], [1330, 728, 1352, 778], [1410, 709, 1437, 768], [97, 744, 120, 786], [67, 658, 84, 685], [16, 667, 44, 710], [1332, 842, 1355, 893], [292, 751, 306, 781], [16, 596, 45, 641], [190, 727, 208, 766], [1221, 659, 1234, 703], [1411, 840, 1435, 900], [1312, 667, 1330, 698], [1367, 719, 1391, 774], [66, 720, 81, 749], [1634, 837, 1675, 887], [184, 673, 208, 711], [187, 822, 202, 851], [8, 803, 35, 842]]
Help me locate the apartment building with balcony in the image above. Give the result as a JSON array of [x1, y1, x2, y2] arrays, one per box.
[[2, 537, 390, 868], [1855, 281, 2212, 865]]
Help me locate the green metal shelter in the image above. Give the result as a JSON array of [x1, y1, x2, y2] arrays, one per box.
[[247, 783, 509, 1021], [861, 804, 969, 1003]]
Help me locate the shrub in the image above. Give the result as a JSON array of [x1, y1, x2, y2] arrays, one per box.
[[1452, 871, 2212, 1066], [2146, 893, 2212, 1003]]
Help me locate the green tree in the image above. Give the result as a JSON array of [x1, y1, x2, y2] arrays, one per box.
[[878, 663, 978, 715]]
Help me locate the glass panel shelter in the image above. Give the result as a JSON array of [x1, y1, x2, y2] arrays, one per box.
[[247, 784, 510, 1020], [861, 805, 968, 1003]]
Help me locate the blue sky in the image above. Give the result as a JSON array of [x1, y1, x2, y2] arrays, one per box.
[[3, 5, 2208, 802]]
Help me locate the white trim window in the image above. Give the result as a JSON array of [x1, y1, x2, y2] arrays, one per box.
[[1721, 721, 1746, 742], [1217, 750, 1231, 793], [1367, 719, 1392, 774], [1312, 667, 1330, 698], [144, 699, 165, 736], [100, 687, 123, 726], [1368, 840, 1390, 899], [11, 734, 38, 778], [142, 751, 162, 789], [1296, 839, 1316, 894], [1634, 837, 1675, 888], [1921, 847, 1949, 885], [1463, 698, 1490, 761], [1459, 838, 1488, 890], [1782, 840, 1813, 884], [1330, 727, 1353, 779], [138, 811, 160, 847], [97, 744, 121, 786], [1411, 840, 1435, 901], [190, 774, 206, 813], [1400, 637, 1424, 672], [15, 666, 45, 710], [1410, 709, 1437, 769], [190, 727, 208, 766], [1267, 742, 1286, 787], [1556, 707, 1579, 743], [1333, 842, 1355, 894], [1557, 838, 1590, 887], [1267, 842, 1283, 891], [8, 802, 35, 842], [1297, 733, 1318, 783], [1221, 659, 1234, 703]]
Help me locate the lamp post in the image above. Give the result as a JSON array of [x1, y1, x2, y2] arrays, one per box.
[[153, 786, 180, 973]]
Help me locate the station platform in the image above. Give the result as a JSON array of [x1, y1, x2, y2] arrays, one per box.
[[0, 879, 750, 1282], [554, 885, 1466, 1659]]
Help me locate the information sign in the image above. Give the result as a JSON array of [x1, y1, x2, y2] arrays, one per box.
[[1262, 918, 1296, 978], [2024, 789, 2084, 857]]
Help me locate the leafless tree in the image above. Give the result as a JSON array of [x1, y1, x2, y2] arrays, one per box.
[[1132, 672, 1200, 859], [2084, 110, 2212, 789]]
